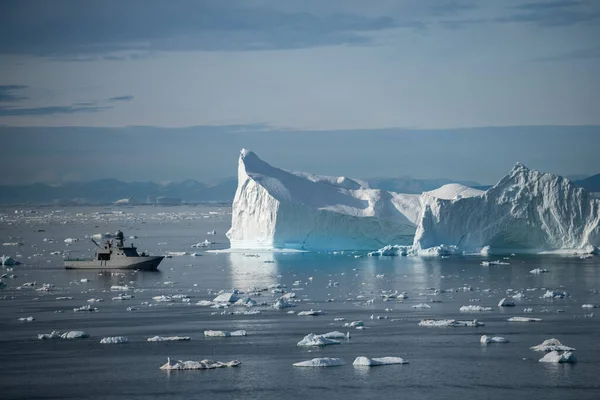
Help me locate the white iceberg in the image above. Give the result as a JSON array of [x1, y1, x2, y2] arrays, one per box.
[[64, 238, 78, 244], [273, 299, 296, 309], [352, 356, 408, 366], [413, 163, 600, 254], [320, 331, 349, 339], [160, 357, 241, 370], [73, 305, 98, 312], [297, 309, 324, 316], [212, 291, 240, 303], [204, 330, 247, 337], [227, 149, 419, 251], [480, 335, 509, 344], [61, 331, 89, 339], [460, 305, 493, 312], [18, 316, 35, 322], [412, 303, 431, 309], [100, 336, 129, 344], [297, 333, 341, 347], [508, 317, 542, 322], [531, 338, 575, 352], [419, 319, 484, 327], [542, 290, 568, 299], [530, 268, 549, 274], [293, 358, 346, 367], [147, 336, 191, 342], [110, 285, 131, 291], [539, 351, 576, 363]]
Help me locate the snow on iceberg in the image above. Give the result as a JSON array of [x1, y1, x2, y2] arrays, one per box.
[[100, 336, 129, 344], [352, 356, 408, 366], [414, 163, 600, 254], [160, 357, 241, 370], [531, 338, 575, 352], [227, 149, 419, 251], [539, 351, 576, 363], [297, 333, 341, 347], [293, 358, 346, 367]]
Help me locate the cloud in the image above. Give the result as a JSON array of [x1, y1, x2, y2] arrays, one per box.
[[429, 2, 477, 16], [107, 95, 134, 102], [0, 85, 29, 102], [514, 1, 584, 10], [0, 1, 411, 57], [497, 0, 599, 26], [534, 45, 600, 61]]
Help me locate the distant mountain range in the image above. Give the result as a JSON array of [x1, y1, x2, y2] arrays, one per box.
[[0, 173, 596, 206]]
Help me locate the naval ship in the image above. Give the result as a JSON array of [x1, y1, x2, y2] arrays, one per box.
[[64, 230, 163, 270]]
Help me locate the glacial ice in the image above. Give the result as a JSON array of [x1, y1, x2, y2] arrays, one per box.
[[460, 305, 493, 312], [531, 338, 575, 352], [480, 335, 509, 344], [147, 336, 191, 342], [419, 319, 484, 327], [297, 333, 341, 347], [352, 356, 408, 366], [508, 317, 542, 322], [213, 291, 240, 303], [498, 298, 515, 307], [100, 336, 129, 344], [539, 351, 576, 363], [227, 149, 419, 251], [38, 330, 90, 340], [204, 330, 247, 337], [293, 358, 346, 367], [160, 357, 241, 370]]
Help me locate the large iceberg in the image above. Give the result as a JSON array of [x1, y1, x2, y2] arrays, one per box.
[[414, 163, 600, 254], [227, 149, 420, 250]]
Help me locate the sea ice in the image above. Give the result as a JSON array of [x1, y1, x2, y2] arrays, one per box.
[[460, 305, 493, 312], [147, 336, 191, 342], [542, 290, 568, 299], [531, 338, 575, 352], [100, 336, 129, 344], [212, 291, 240, 303], [530, 268, 549, 274], [352, 356, 408, 366], [508, 317, 542, 322], [480, 335, 509, 344], [539, 351, 576, 363], [18, 316, 35, 322], [297, 333, 341, 347], [204, 330, 247, 337], [498, 298, 516, 307], [297, 309, 324, 316], [293, 358, 346, 367], [73, 305, 98, 312], [160, 357, 241, 370], [419, 319, 484, 327]]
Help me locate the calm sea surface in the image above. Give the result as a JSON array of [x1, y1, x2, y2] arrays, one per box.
[[1, 206, 599, 400]]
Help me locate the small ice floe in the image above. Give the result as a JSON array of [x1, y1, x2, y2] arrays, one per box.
[[35, 283, 54, 292], [18, 316, 35, 322], [539, 351, 576, 363], [481, 260, 510, 266], [498, 298, 516, 307], [204, 330, 247, 337], [419, 319, 484, 327], [1, 255, 20, 266], [344, 321, 364, 328], [480, 335, 509, 344], [126, 306, 137, 311], [196, 300, 213, 306], [352, 356, 408, 366], [273, 299, 296, 309], [80, 279, 90, 283], [512, 292, 526, 299], [22, 281, 36, 287], [166, 251, 187, 256], [212, 291, 240, 303], [412, 303, 431, 309], [100, 336, 129, 344], [460, 305, 493, 312], [297, 333, 341, 347], [508, 317, 542, 322], [39, 330, 89, 340], [64, 238, 78, 244], [152, 295, 173, 302], [73, 305, 99, 312], [160, 357, 241, 370], [523, 308, 534, 313], [293, 358, 346, 367], [531, 338, 575, 352], [87, 298, 103, 303], [55, 296, 74, 300], [147, 336, 191, 342], [582, 304, 598, 308], [234, 297, 257, 307], [542, 290, 568, 299], [530, 268, 549, 274], [110, 285, 131, 291], [297, 309, 324, 316], [112, 294, 134, 300]]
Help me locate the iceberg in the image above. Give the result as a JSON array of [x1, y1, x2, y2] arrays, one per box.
[[414, 163, 600, 254], [460, 305, 493, 312], [160, 357, 241, 370], [508, 317, 542, 322], [293, 358, 346, 367], [418, 319, 484, 327], [147, 336, 191, 342], [297, 333, 341, 347], [100, 336, 129, 344], [204, 330, 247, 337], [531, 338, 575, 352], [480, 335, 509, 344], [539, 351, 576, 363], [227, 149, 419, 251], [352, 356, 408, 366], [38, 330, 90, 340], [498, 298, 516, 307]]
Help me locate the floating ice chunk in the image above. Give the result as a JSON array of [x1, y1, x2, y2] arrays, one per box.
[[212, 291, 240, 303], [196, 300, 213, 306], [542, 290, 568, 299], [80, 279, 90, 283], [38, 331, 61, 340], [321, 331, 349, 339], [582, 304, 598, 308], [412, 303, 431, 309], [297, 309, 324, 316], [460, 305, 493, 312], [297, 333, 341, 347], [55, 296, 73, 300], [166, 251, 187, 256], [293, 358, 346, 367], [539, 351, 576, 363], [352, 356, 408, 366], [110, 285, 131, 291], [530, 268, 549, 274], [204, 330, 247, 337], [523, 308, 534, 313], [512, 292, 526, 299], [160, 357, 241, 370], [112, 294, 134, 300], [481, 260, 510, 266], [419, 319, 484, 327], [74, 305, 98, 312], [100, 336, 129, 344], [64, 238, 78, 244], [531, 338, 575, 352], [508, 317, 542, 322], [273, 299, 296, 309], [1, 255, 19, 266], [87, 298, 103, 303], [147, 336, 191, 342], [498, 298, 515, 307], [152, 295, 172, 302], [60, 331, 89, 339], [234, 297, 257, 307], [18, 316, 35, 322], [368, 245, 410, 257], [480, 335, 509, 344]]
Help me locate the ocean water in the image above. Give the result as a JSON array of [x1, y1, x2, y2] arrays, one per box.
[[1, 205, 599, 400]]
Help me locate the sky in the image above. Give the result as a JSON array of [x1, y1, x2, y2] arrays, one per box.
[[0, 0, 599, 185]]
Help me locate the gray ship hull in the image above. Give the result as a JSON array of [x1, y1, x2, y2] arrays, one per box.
[[64, 256, 164, 271]]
